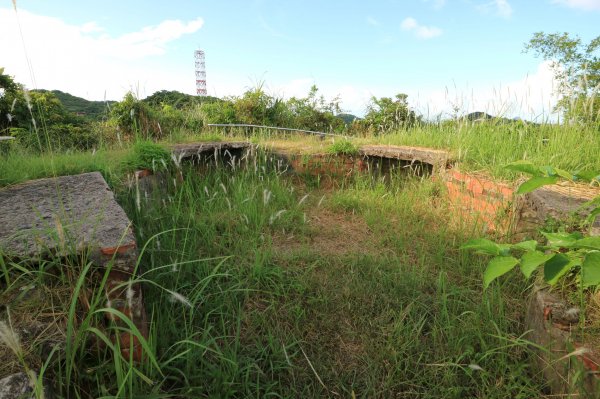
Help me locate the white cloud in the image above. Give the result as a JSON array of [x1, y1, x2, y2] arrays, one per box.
[[553, 0, 600, 10], [208, 62, 559, 122], [478, 0, 514, 18], [0, 7, 203, 100], [366, 16, 380, 26], [400, 17, 442, 39], [407, 61, 559, 122]]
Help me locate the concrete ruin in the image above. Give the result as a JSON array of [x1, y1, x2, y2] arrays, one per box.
[[0, 172, 147, 367], [1, 142, 600, 396], [359, 145, 451, 173]]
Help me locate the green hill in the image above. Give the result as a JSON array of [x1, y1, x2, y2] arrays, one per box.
[[36, 90, 116, 121], [336, 113, 360, 124], [143, 90, 221, 109]]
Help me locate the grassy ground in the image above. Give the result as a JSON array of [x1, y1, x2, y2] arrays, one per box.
[[1, 151, 548, 397], [2, 122, 599, 187], [2, 123, 597, 396]]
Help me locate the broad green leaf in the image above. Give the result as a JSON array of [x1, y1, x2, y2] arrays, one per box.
[[512, 240, 538, 252], [586, 210, 600, 228], [460, 238, 500, 256], [542, 231, 580, 248], [574, 170, 600, 183], [574, 236, 600, 250], [582, 251, 600, 288], [540, 165, 556, 177], [520, 251, 554, 279], [504, 160, 541, 176], [544, 253, 573, 285], [498, 244, 513, 256], [553, 168, 575, 181], [516, 176, 558, 194], [483, 256, 519, 290]]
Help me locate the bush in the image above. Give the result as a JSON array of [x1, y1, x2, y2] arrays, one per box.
[[327, 139, 358, 156], [110, 92, 162, 140], [123, 140, 171, 172], [362, 94, 420, 135]]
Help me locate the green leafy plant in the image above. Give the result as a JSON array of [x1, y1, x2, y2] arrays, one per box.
[[327, 139, 358, 156], [123, 140, 171, 172], [462, 160, 600, 290]]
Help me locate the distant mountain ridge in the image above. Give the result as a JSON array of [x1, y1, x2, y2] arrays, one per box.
[[33, 89, 116, 121], [465, 111, 532, 124]]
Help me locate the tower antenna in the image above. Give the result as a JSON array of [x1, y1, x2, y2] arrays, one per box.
[[194, 49, 207, 96]]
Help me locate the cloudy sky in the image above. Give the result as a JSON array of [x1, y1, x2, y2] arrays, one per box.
[[1, 0, 599, 120]]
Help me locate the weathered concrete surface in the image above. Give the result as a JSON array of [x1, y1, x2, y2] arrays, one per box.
[[0, 172, 136, 262], [171, 141, 250, 161], [0, 372, 51, 399], [0, 172, 147, 362], [518, 183, 600, 238], [527, 288, 599, 395], [359, 145, 451, 171]]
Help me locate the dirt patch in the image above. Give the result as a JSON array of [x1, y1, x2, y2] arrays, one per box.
[[272, 205, 379, 257]]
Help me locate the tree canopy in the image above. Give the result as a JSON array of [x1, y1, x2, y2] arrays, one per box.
[[524, 32, 600, 124]]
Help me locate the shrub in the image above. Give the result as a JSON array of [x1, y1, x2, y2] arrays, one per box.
[[123, 140, 171, 172], [110, 92, 162, 141], [327, 139, 358, 156]]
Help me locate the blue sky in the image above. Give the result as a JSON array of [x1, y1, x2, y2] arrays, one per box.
[[1, 0, 599, 119]]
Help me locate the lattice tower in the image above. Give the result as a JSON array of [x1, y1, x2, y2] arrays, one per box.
[[194, 49, 207, 96]]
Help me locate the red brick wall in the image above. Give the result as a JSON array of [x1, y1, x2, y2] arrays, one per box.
[[443, 169, 514, 231]]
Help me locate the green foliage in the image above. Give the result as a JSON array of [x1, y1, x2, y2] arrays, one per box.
[[198, 98, 237, 124], [327, 139, 358, 155], [525, 32, 600, 124], [197, 84, 344, 133], [7, 89, 97, 152], [110, 92, 162, 140], [143, 90, 219, 109], [40, 89, 114, 121], [358, 93, 420, 135], [0, 67, 23, 135], [462, 162, 600, 291], [286, 85, 343, 132], [123, 140, 171, 172]]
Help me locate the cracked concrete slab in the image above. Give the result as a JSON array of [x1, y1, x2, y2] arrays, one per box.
[[0, 172, 136, 260], [171, 141, 250, 161], [359, 145, 451, 170]]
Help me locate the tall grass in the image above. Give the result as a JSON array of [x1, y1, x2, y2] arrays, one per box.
[[2, 135, 578, 396], [364, 122, 600, 179]]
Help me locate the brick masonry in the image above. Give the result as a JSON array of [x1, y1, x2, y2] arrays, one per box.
[[442, 169, 515, 232]]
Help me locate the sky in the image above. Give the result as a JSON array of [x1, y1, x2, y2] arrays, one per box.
[[1, 0, 599, 121]]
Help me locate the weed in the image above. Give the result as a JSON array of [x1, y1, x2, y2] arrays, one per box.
[[327, 139, 358, 156]]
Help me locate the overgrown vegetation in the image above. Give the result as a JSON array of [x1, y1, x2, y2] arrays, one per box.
[[1, 29, 600, 398], [1, 154, 548, 396], [525, 32, 600, 125]]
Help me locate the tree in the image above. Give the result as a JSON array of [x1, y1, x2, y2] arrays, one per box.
[[362, 93, 419, 134], [0, 67, 22, 134], [286, 85, 343, 132], [524, 32, 600, 124]]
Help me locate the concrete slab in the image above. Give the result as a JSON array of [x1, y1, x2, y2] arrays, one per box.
[[527, 287, 599, 395], [359, 145, 451, 169], [521, 183, 600, 236], [0, 172, 136, 261], [0, 172, 147, 362], [171, 141, 250, 161]]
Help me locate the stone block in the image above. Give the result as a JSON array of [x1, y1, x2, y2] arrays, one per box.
[[518, 183, 600, 237], [527, 288, 599, 395], [0, 172, 136, 267], [359, 145, 451, 172]]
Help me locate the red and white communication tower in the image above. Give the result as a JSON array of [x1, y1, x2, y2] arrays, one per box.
[[194, 49, 207, 96]]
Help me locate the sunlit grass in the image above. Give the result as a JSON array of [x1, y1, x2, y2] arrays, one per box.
[[2, 151, 550, 396]]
